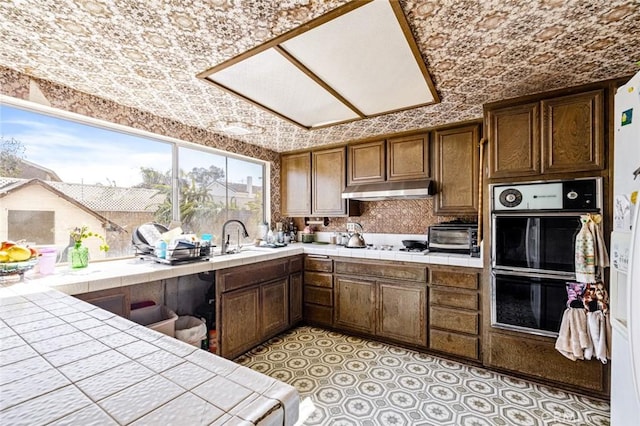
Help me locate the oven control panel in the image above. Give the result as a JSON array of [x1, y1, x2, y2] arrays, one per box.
[[492, 178, 600, 211]]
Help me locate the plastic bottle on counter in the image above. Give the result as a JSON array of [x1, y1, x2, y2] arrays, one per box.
[[155, 239, 167, 259]]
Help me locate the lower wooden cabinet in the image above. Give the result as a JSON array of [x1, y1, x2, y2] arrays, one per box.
[[378, 281, 427, 346], [289, 271, 303, 325], [220, 286, 260, 358], [304, 255, 334, 327], [333, 259, 428, 347], [216, 257, 296, 359], [486, 331, 608, 395], [76, 286, 131, 318], [334, 277, 376, 334], [428, 266, 481, 361], [261, 278, 289, 338]]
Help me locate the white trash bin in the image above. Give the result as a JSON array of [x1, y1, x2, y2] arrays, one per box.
[[175, 316, 207, 347]]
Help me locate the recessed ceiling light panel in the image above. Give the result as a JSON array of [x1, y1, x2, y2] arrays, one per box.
[[198, 0, 439, 129]]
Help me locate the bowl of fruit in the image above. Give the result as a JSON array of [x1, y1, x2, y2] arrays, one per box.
[[0, 241, 39, 280]]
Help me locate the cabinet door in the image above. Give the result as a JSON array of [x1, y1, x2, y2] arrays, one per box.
[[312, 147, 346, 215], [347, 140, 385, 185], [377, 281, 426, 346], [261, 278, 289, 338], [542, 90, 604, 174], [334, 277, 376, 334], [220, 286, 260, 358], [487, 102, 540, 179], [434, 124, 480, 215], [281, 152, 311, 216], [289, 272, 303, 325], [387, 133, 429, 181]]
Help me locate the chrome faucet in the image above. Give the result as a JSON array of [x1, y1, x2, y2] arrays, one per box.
[[220, 220, 250, 254]]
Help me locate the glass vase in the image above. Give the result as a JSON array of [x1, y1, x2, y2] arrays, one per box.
[[68, 243, 89, 269]]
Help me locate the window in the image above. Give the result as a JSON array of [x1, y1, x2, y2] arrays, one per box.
[[8, 210, 54, 244], [0, 102, 267, 262]]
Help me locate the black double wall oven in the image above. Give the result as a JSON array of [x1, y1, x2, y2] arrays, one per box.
[[490, 178, 602, 337]]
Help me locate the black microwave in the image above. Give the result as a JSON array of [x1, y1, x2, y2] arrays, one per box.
[[428, 222, 479, 257]]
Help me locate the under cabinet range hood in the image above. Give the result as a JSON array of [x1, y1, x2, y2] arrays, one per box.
[[341, 179, 434, 201]]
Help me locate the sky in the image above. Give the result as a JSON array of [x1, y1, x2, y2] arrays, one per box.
[[0, 105, 264, 187]]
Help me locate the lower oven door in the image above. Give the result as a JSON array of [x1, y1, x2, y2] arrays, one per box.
[[491, 270, 571, 337]]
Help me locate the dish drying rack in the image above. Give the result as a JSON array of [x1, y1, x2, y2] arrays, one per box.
[[135, 241, 213, 265]]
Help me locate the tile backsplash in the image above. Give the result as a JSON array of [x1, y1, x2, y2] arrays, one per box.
[[292, 198, 474, 234]]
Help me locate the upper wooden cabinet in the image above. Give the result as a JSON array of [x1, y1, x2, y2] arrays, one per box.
[[282, 147, 351, 217], [486, 89, 604, 179], [487, 102, 540, 179], [312, 147, 347, 216], [387, 133, 430, 181], [433, 123, 480, 216], [541, 90, 604, 174], [281, 152, 311, 216], [347, 140, 385, 185], [347, 133, 429, 186]]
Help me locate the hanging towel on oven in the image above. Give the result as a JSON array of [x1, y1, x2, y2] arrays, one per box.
[[575, 214, 609, 283], [587, 310, 611, 363], [555, 307, 593, 361]]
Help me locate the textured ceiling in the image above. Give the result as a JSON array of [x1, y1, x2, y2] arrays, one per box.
[[0, 0, 639, 153]]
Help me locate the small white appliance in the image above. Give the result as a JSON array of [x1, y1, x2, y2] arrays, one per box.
[[610, 70, 640, 425]]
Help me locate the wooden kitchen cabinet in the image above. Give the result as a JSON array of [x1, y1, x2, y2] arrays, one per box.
[[312, 147, 347, 216], [541, 90, 604, 174], [387, 133, 429, 181], [260, 278, 289, 338], [486, 332, 608, 395], [216, 257, 296, 359], [486, 102, 540, 179], [76, 286, 131, 318], [334, 258, 428, 347], [334, 276, 376, 334], [428, 266, 481, 361], [347, 139, 385, 185], [486, 89, 604, 179], [220, 286, 260, 359], [289, 271, 303, 325], [282, 147, 354, 217], [433, 123, 480, 215], [281, 152, 311, 216], [377, 280, 427, 346], [303, 255, 334, 327], [347, 132, 429, 186]]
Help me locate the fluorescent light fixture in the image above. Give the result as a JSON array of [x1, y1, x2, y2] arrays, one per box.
[[197, 0, 439, 129], [212, 121, 263, 135]]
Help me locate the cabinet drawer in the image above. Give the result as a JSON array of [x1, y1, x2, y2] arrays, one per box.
[[305, 256, 333, 272], [430, 306, 478, 334], [335, 260, 427, 282], [304, 271, 333, 288], [430, 268, 479, 290], [304, 286, 333, 307], [218, 259, 288, 292], [304, 303, 333, 326], [290, 255, 303, 273], [430, 329, 479, 360], [430, 288, 478, 310]]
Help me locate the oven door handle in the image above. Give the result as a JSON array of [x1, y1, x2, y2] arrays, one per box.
[[492, 269, 574, 281], [525, 218, 540, 269]]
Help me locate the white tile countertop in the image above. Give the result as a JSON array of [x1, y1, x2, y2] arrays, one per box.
[[0, 279, 300, 425], [24, 241, 482, 297], [0, 238, 482, 424]]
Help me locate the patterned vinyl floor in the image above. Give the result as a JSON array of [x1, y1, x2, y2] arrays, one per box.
[[235, 326, 610, 426]]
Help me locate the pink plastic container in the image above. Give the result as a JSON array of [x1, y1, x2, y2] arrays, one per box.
[[38, 247, 57, 275]]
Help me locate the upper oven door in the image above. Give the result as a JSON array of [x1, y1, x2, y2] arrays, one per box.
[[492, 212, 583, 276]]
